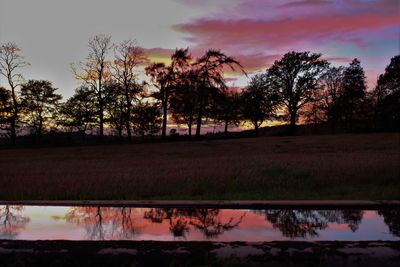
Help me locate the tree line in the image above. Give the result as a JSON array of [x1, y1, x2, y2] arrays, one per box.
[[0, 35, 399, 145]]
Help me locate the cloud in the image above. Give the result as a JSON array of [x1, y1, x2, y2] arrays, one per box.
[[149, 0, 400, 84], [279, 0, 331, 9], [322, 57, 354, 64], [175, 14, 400, 51]]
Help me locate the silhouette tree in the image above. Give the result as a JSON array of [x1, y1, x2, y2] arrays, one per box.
[[302, 92, 326, 133], [145, 62, 173, 139], [193, 50, 244, 137], [103, 81, 126, 139], [58, 86, 98, 139], [20, 80, 62, 140], [317, 66, 345, 133], [340, 58, 367, 130], [0, 43, 29, 145], [170, 68, 199, 137], [241, 74, 277, 136], [267, 51, 328, 133], [373, 55, 400, 130], [0, 86, 12, 134], [112, 39, 145, 141], [73, 34, 112, 141], [132, 101, 161, 140], [211, 89, 241, 136]]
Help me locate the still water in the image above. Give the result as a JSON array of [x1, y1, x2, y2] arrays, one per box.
[[0, 206, 398, 241]]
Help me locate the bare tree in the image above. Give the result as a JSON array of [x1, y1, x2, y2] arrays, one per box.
[[112, 39, 145, 141], [73, 35, 112, 141], [0, 42, 29, 145]]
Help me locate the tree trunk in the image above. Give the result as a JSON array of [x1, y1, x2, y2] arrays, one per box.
[[99, 104, 104, 141], [224, 120, 228, 136], [98, 92, 104, 142], [162, 100, 167, 139], [81, 129, 86, 142], [37, 116, 43, 142], [254, 122, 259, 137], [98, 74, 104, 142], [125, 86, 132, 141], [161, 86, 167, 139], [331, 116, 337, 134], [188, 116, 192, 137], [289, 110, 297, 134], [195, 90, 204, 138], [10, 86, 18, 146], [10, 117, 16, 146], [118, 127, 122, 139]]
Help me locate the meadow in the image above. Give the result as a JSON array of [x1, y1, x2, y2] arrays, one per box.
[[0, 133, 399, 200]]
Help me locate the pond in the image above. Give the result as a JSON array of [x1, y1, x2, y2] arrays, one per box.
[[0, 205, 398, 241]]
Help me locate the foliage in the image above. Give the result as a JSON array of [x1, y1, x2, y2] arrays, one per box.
[[58, 86, 98, 135], [373, 55, 400, 130], [241, 74, 278, 135], [339, 58, 367, 130], [0, 86, 12, 131], [266, 51, 328, 132], [20, 80, 62, 138], [132, 101, 162, 138]]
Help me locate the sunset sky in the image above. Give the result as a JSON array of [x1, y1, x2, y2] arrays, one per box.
[[0, 0, 399, 97]]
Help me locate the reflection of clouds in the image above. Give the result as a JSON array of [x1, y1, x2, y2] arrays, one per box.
[[0, 205, 30, 239], [2, 206, 399, 241]]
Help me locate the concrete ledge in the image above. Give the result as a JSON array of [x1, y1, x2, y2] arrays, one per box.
[[1, 200, 399, 209], [1, 240, 399, 267]]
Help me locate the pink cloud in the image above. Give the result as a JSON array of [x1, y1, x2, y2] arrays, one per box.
[[322, 57, 353, 63], [175, 14, 400, 51], [226, 53, 280, 74]]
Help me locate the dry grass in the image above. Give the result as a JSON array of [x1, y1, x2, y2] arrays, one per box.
[[0, 133, 399, 200]]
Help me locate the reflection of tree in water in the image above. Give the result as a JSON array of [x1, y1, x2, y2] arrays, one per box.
[[144, 208, 193, 239], [259, 210, 364, 238], [190, 209, 245, 239], [144, 208, 245, 239], [378, 210, 400, 237], [0, 205, 30, 239], [65, 207, 140, 240]]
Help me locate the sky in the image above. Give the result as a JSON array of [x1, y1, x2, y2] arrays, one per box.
[[0, 0, 399, 98]]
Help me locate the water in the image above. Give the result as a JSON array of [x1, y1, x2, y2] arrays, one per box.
[[0, 205, 398, 241]]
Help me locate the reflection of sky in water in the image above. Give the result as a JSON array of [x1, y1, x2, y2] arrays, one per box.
[[0, 206, 398, 242]]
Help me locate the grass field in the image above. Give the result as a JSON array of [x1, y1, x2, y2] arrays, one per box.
[[0, 133, 399, 200]]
